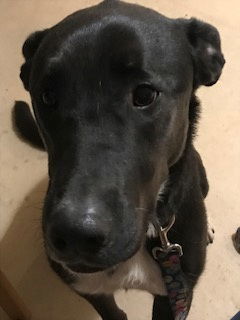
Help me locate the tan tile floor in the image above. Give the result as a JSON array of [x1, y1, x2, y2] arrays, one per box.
[[0, 0, 240, 319]]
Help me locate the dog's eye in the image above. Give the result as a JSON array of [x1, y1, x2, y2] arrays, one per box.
[[133, 85, 158, 108], [42, 91, 56, 107]]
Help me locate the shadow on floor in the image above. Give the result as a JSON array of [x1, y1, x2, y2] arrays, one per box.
[[1, 178, 97, 320]]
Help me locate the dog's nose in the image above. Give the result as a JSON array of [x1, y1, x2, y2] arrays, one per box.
[[49, 207, 109, 258]]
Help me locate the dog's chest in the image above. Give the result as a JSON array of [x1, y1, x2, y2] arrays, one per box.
[[71, 247, 167, 296]]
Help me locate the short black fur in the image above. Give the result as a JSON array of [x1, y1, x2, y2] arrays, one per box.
[[13, 1, 224, 319]]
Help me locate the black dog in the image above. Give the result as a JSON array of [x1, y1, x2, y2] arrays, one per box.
[[13, 0, 225, 319]]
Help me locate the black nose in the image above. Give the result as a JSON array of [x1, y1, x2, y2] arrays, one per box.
[[49, 207, 109, 259]]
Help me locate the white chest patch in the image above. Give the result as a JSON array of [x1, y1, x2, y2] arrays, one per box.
[[67, 247, 167, 296]]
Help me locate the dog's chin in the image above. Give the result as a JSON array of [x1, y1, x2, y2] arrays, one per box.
[[67, 262, 110, 274], [46, 235, 143, 274], [66, 244, 142, 274], [46, 247, 121, 274]]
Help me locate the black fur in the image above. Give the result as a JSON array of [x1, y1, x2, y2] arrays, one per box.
[[12, 101, 45, 150], [13, 0, 224, 319]]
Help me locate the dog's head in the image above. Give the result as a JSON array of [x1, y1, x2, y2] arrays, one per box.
[[20, 0, 224, 273]]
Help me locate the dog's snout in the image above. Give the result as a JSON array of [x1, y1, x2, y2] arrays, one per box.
[[48, 206, 110, 259]]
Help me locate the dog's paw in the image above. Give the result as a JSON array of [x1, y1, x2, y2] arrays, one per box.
[[207, 224, 215, 245]]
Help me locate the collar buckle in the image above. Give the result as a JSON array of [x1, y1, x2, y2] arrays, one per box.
[[152, 214, 183, 259]]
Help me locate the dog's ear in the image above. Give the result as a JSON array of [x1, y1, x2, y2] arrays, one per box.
[[12, 101, 45, 150], [180, 18, 225, 87], [20, 29, 48, 91]]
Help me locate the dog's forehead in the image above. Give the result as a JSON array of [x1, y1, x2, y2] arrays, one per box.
[[48, 21, 144, 70], [41, 6, 190, 73], [33, 4, 192, 93]]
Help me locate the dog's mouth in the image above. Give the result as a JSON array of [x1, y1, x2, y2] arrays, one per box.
[[67, 262, 109, 273], [46, 232, 145, 275], [46, 245, 111, 273], [45, 239, 139, 274]]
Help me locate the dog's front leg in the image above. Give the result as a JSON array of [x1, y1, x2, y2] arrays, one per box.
[[152, 296, 174, 320], [82, 294, 128, 320]]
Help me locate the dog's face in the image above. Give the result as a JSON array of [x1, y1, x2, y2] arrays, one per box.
[[20, 1, 224, 273]]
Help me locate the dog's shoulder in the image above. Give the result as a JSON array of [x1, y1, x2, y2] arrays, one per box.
[[168, 144, 209, 204]]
